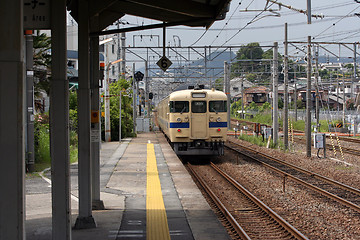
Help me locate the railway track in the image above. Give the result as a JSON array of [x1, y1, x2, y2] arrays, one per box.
[[187, 162, 308, 240], [226, 139, 360, 214]]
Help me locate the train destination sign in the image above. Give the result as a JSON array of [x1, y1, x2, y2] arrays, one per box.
[[24, 0, 51, 29], [157, 56, 172, 72]]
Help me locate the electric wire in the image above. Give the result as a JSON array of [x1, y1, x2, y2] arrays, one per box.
[[210, 1, 243, 46], [314, 4, 360, 40]]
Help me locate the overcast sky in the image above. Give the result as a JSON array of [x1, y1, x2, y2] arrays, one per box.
[[119, 0, 360, 58]]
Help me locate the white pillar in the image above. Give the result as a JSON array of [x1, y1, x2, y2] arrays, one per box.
[[0, 1, 25, 239], [90, 16, 104, 210], [50, 0, 72, 239], [74, 0, 96, 229]]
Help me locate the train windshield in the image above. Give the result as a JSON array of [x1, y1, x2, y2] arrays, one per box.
[[209, 101, 227, 113], [191, 101, 206, 113], [169, 101, 189, 113]]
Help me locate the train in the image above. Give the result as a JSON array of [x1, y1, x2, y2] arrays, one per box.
[[156, 86, 227, 156]]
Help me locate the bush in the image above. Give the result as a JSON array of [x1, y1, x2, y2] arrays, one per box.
[[34, 113, 51, 165]]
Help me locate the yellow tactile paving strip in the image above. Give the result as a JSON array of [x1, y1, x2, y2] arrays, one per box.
[[146, 143, 171, 240]]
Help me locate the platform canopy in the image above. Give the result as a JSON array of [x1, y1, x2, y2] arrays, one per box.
[[67, 0, 231, 32]]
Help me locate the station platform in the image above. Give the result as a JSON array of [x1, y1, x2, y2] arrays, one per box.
[[26, 131, 230, 239]]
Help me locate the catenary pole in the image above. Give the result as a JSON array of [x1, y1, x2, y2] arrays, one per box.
[[283, 24, 289, 150], [306, 36, 312, 158], [272, 42, 279, 145]]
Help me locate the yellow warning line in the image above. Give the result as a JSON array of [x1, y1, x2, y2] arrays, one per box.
[[146, 144, 171, 240]]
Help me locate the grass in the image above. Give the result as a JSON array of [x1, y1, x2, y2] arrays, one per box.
[[32, 127, 78, 173]]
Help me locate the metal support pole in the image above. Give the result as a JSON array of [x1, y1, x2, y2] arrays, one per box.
[[119, 90, 122, 142], [314, 45, 320, 130], [120, 32, 126, 76], [145, 61, 149, 117], [75, 0, 96, 229], [90, 16, 104, 210], [353, 43, 357, 99], [25, 31, 35, 172], [283, 24, 289, 150], [241, 77, 244, 119], [307, 0, 312, 24], [306, 36, 312, 158], [343, 73, 346, 125], [104, 51, 111, 142], [294, 82, 297, 121], [224, 61, 231, 130], [272, 42, 279, 145], [50, 0, 72, 238], [133, 63, 137, 133]]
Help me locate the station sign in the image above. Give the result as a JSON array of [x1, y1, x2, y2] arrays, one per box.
[[157, 56, 172, 72], [24, 0, 51, 29]]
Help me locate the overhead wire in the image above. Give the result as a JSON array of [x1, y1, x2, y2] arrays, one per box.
[[314, 4, 360, 40], [210, 0, 243, 46]]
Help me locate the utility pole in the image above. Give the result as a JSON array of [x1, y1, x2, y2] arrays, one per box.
[[25, 30, 35, 172], [306, 36, 312, 158], [224, 61, 230, 130], [120, 32, 126, 76], [307, 0, 312, 24], [133, 63, 137, 134], [314, 45, 320, 130], [272, 42, 279, 145], [145, 61, 150, 117], [353, 43, 357, 100], [343, 72, 346, 125], [104, 44, 111, 142], [283, 23, 289, 150], [241, 77, 244, 119]]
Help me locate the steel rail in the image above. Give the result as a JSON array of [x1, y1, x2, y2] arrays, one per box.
[[228, 139, 360, 195], [187, 163, 251, 240], [225, 141, 360, 213], [210, 162, 308, 240]]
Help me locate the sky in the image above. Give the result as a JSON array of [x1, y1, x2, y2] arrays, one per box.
[[118, 0, 360, 58]]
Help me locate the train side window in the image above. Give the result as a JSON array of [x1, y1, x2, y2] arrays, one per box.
[[209, 101, 227, 113], [170, 101, 189, 113], [191, 101, 206, 113]]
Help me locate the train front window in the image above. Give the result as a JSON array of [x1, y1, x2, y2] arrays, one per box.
[[169, 101, 189, 113], [209, 101, 227, 113], [191, 101, 206, 113]]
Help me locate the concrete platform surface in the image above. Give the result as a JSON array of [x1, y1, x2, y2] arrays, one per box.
[[25, 132, 230, 240]]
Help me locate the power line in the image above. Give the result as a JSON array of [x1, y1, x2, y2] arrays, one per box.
[[314, 4, 360, 39], [210, 0, 243, 46]]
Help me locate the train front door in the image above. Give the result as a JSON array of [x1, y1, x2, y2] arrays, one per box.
[[191, 101, 207, 138]]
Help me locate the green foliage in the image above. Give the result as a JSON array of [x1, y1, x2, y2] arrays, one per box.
[[101, 78, 134, 141], [69, 91, 78, 132], [34, 113, 51, 166], [214, 78, 224, 91], [237, 134, 278, 149], [33, 31, 51, 97]]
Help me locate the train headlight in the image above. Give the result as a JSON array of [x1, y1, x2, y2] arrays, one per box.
[[177, 118, 182, 123], [216, 117, 221, 122]]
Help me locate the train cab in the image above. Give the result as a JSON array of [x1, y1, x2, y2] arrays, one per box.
[[157, 88, 227, 156]]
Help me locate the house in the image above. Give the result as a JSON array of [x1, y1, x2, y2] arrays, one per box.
[[230, 77, 254, 101], [239, 86, 269, 106]]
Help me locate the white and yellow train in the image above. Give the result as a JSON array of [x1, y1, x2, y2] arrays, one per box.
[[157, 87, 227, 156]]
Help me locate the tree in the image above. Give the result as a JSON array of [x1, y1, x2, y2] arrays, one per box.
[[232, 42, 264, 75], [214, 78, 224, 91], [101, 78, 134, 141], [33, 31, 51, 97]]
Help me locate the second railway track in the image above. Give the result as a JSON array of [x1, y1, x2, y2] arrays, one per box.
[[187, 162, 308, 240], [226, 139, 360, 214]]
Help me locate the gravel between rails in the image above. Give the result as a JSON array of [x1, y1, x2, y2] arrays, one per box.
[[213, 137, 360, 240]]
